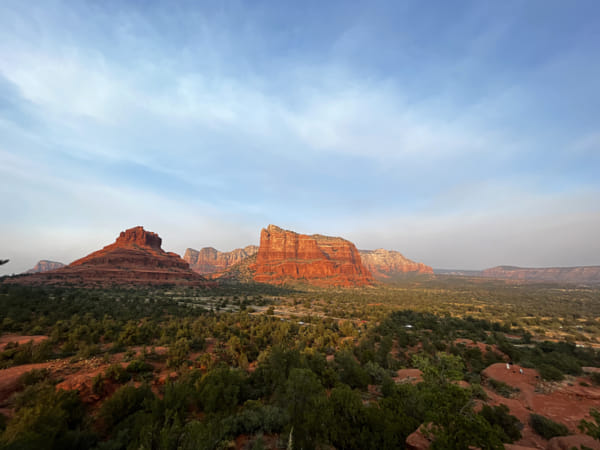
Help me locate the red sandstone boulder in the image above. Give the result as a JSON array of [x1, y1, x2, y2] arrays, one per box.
[[5, 226, 213, 287], [250, 225, 373, 287], [184, 245, 258, 274], [359, 248, 433, 279]]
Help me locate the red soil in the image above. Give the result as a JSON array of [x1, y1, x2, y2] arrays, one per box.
[[0, 335, 48, 352], [482, 362, 600, 448]]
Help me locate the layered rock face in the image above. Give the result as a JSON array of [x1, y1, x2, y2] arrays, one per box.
[[25, 260, 65, 274], [184, 245, 258, 275], [359, 249, 433, 279], [250, 225, 372, 287], [7, 226, 211, 287], [482, 266, 600, 285]]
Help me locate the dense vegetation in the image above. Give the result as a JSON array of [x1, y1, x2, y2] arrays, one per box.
[[0, 279, 599, 449]]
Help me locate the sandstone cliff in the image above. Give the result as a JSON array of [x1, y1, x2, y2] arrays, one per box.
[[6, 226, 212, 287], [359, 249, 433, 279], [25, 260, 65, 274], [482, 265, 600, 285], [250, 225, 372, 287], [183, 245, 258, 274]]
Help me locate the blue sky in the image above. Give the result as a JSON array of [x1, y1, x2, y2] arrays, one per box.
[[1, 0, 599, 274]]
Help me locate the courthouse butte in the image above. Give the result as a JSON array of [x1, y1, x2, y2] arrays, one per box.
[[250, 225, 373, 287]]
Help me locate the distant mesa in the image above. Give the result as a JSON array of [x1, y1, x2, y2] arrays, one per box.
[[25, 260, 65, 274], [249, 224, 373, 287], [482, 265, 600, 285], [184, 245, 259, 275], [359, 248, 433, 279], [5, 226, 212, 287]]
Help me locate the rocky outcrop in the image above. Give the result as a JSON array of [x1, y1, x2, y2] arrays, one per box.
[[183, 245, 258, 274], [359, 249, 433, 279], [5, 226, 212, 287], [482, 266, 600, 285], [250, 225, 372, 287], [25, 260, 65, 274]]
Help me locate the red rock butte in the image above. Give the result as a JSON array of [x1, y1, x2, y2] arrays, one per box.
[[250, 224, 373, 287], [184, 245, 259, 275], [6, 226, 212, 287]]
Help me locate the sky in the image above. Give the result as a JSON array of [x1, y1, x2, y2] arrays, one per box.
[[1, 0, 599, 274]]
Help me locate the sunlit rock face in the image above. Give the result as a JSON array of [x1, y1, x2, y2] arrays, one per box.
[[8, 226, 212, 287], [250, 224, 373, 287], [184, 245, 259, 275], [359, 248, 433, 279]]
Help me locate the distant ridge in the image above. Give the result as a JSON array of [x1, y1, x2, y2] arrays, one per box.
[[25, 260, 65, 274], [184, 245, 258, 275], [359, 249, 432, 279], [482, 265, 600, 285]]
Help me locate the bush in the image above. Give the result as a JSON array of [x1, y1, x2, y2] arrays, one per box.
[[17, 368, 51, 388], [537, 364, 564, 381], [529, 413, 569, 439], [126, 359, 153, 374], [488, 378, 519, 398], [480, 404, 522, 442], [104, 364, 131, 383]]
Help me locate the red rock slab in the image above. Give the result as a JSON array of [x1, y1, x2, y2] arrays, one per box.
[[0, 335, 48, 352], [405, 423, 433, 450], [547, 434, 600, 449]]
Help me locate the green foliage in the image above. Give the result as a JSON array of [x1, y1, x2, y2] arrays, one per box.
[[529, 413, 570, 439], [98, 384, 154, 431], [281, 368, 328, 450], [488, 378, 519, 398], [413, 352, 464, 384], [126, 359, 153, 374], [1, 382, 93, 449], [579, 408, 600, 440], [197, 367, 246, 413], [17, 368, 51, 388], [334, 350, 370, 389], [104, 364, 131, 383], [479, 404, 522, 443]]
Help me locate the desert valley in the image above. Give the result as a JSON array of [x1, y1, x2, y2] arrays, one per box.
[[1, 225, 599, 450]]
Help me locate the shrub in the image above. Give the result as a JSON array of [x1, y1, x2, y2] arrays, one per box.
[[537, 364, 564, 381], [126, 359, 153, 374], [488, 378, 519, 398], [17, 368, 51, 388], [480, 404, 522, 442], [529, 413, 569, 439]]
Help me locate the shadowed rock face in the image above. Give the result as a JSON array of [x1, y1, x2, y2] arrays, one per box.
[[359, 249, 433, 279], [250, 224, 373, 287], [184, 245, 259, 275], [25, 260, 65, 274], [6, 226, 212, 287], [482, 265, 600, 285]]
